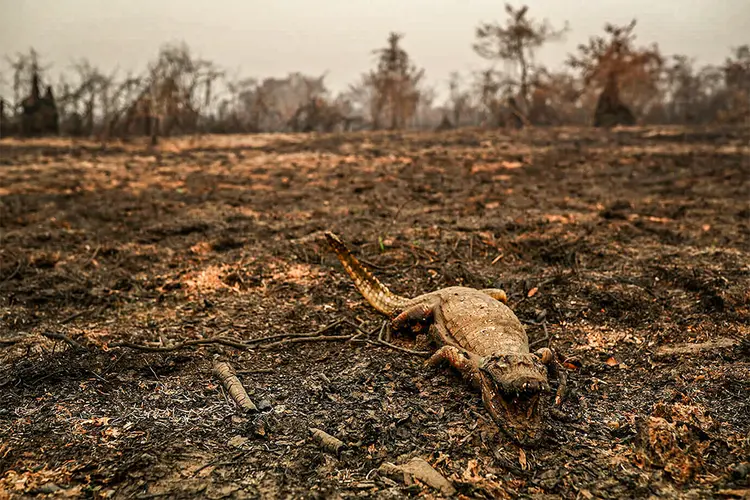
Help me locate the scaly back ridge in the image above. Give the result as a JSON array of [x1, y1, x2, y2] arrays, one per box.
[[325, 232, 410, 317]]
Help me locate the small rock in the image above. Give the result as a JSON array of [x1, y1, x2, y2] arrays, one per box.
[[231, 415, 247, 425], [257, 399, 272, 411], [227, 435, 248, 448], [37, 483, 61, 494], [731, 462, 749, 480]]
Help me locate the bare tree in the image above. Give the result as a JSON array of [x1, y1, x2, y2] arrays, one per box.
[[567, 20, 662, 127], [473, 4, 567, 121], [415, 85, 437, 129], [3, 48, 59, 136], [344, 74, 379, 128], [471, 68, 523, 127], [527, 68, 585, 125], [368, 32, 425, 130], [659, 55, 708, 123], [219, 76, 259, 132], [128, 42, 223, 140], [60, 59, 113, 135], [6, 49, 47, 109], [474, 69, 501, 126], [718, 45, 750, 123], [447, 72, 471, 127]]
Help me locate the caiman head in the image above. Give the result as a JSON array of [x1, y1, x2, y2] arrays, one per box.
[[477, 352, 551, 445]]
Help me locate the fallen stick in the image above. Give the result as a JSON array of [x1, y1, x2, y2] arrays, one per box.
[[0, 336, 26, 347], [59, 310, 87, 325], [213, 361, 258, 413], [0, 259, 22, 284], [309, 427, 346, 455], [374, 321, 430, 356], [261, 335, 354, 350], [244, 319, 352, 346], [355, 338, 430, 357], [106, 317, 428, 356], [236, 368, 275, 375], [110, 336, 249, 352], [42, 331, 86, 350], [653, 338, 737, 359], [108, 319, 373, 353], [378, 457, 456, 496]]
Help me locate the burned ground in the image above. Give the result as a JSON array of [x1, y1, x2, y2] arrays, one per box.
[[1, 127, 749, 499]]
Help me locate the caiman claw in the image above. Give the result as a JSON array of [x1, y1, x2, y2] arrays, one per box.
[[535, 347, 568, 406]]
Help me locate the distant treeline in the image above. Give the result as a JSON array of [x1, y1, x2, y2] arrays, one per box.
[[1, 5, 748, 140]]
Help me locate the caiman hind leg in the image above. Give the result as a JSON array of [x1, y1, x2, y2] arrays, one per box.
[[535, 347, 568, 406], [387, 298, 439, 347], [390, 299, 439, 333], [480, 288, 508, 304]]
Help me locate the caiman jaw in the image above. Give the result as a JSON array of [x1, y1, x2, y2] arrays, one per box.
[[477, 353, 551, 445], [480, 376, 545, 445]]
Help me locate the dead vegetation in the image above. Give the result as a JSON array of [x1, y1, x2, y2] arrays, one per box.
[[2, 4, 748, 139], [0, 125, 748, 498]]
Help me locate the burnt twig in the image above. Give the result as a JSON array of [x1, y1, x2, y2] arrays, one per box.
[[0, 259, 22, 285], [60, 310, 87, 325], [213, 361, 257, 412], [309, 427, 346, 455], [42, 331, 86, 350], [0, 336, 26, 347], [261, 335, 354, 349], [244, 319, 352, 346], [529, 322, 551, 348], [236, 368, 275, 375], [109, 336, 250, 352], [107, 318, 386, 354], [368, 321, 430, 357], [653, 338, 737, 359], [529, 336, 550, 348], [363, 338, 431, 357]]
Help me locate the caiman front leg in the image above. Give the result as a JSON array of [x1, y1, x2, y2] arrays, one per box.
[[423, 306, 484, 388], [393, 301, 484, 387], [425, 344, 483, 388], [535, 347, 568, 406]]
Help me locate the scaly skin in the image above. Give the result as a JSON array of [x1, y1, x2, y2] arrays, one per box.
[[325, 232, 566, 445]]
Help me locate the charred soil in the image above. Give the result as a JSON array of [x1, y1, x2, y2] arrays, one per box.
[[1, 126, 749, 498]]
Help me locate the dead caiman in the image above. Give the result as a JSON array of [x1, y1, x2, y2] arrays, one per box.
[[325, 232, 566, 444]]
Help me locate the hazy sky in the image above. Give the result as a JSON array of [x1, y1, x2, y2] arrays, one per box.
[[1, 0, 748, 99]]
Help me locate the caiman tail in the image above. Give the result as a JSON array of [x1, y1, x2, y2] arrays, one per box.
[[324, 232, 410, 317]]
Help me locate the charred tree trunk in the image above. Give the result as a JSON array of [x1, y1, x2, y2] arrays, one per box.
[[435, 114, 453, 131], [44, 86, 59, 135], [150, 116, 159, 146], [19, 73, 60, 137], [593, 74, 635, 127]]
